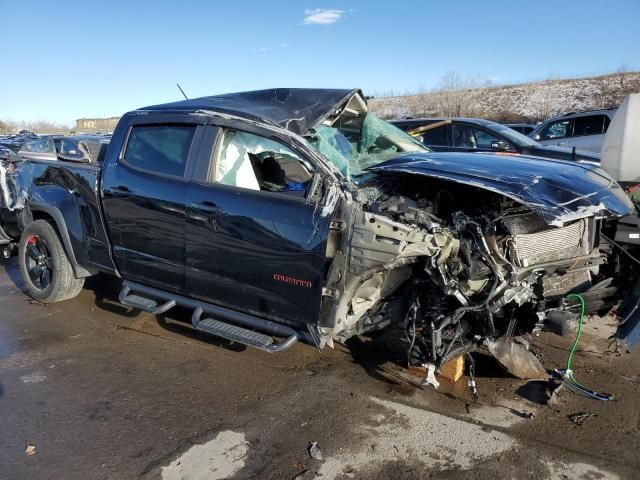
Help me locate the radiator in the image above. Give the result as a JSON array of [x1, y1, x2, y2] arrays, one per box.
[[510, 219, 592, 267]]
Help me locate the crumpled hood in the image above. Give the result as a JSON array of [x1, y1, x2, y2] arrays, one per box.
[[368, 151, 633, 226]]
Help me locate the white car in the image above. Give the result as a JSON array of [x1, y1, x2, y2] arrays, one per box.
[[530, 108, 616, 153]]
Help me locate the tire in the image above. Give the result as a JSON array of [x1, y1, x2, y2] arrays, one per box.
[[18, 220, 84, 303]]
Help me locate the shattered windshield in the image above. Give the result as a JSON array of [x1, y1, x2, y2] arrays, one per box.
[[306, 113, 429, 180]]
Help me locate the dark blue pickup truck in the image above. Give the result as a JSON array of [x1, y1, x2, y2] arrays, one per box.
[[0, 89, 638, 374]]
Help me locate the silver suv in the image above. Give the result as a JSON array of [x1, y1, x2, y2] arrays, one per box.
[[530, 108, 616, 153]]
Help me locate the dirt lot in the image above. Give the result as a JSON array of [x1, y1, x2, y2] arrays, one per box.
[[1, 256, 639, 480]]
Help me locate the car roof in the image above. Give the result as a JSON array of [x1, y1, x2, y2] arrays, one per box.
[[559, 108, 617, 118], [139, 88, 359, 135]]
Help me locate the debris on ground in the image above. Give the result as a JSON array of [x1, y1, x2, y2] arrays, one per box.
[[308, 441, 323, 461], [545, 310, 579, 336], [291, 468, 310, 479], [421, 363, 440, 389], [511, 408, 536, 419], [439, 355, 465, 382], [568, 412, 598, 426], [25, 444, 36, 456], [487, 338, 548, 380]]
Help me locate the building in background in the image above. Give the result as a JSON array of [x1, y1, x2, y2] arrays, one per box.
[[74, 117, 120, 133]]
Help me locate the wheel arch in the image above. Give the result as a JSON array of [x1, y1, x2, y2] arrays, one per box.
[[28, 204, 92, 278]]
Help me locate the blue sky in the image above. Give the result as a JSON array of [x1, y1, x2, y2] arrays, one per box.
[[1, 0, 639, 124]]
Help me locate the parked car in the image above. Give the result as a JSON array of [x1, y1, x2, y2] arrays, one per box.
[[391, 117, 600, 163], [0, 89, 637, 377], [529, 108, 616, 153], [18, 135, 109, 162], [0, 131, 38, 153], [504, 123, 536, 135]]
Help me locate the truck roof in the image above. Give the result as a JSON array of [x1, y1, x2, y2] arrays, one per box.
[[139, 88, 358, 135]]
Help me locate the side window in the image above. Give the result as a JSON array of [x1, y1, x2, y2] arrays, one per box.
[[124, 125, 196, 177], [421, 125, 449, 146], [55, 138, 79, 154], [21, 138, 54, 153], [452, 125, 501, 149], [452, 124, 475, 148], [473, 128, 501, 149], [603, 116, 611, 132], [213, 130, 314, 195], [536, 119, 571, 141], [573, 115, 606, 136]]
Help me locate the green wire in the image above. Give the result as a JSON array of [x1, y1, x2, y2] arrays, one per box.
[[563, 293, 608, 398], [565, 293, 585, 373]]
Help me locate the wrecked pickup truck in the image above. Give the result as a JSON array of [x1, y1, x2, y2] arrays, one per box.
[[0, 89, 638, 375]]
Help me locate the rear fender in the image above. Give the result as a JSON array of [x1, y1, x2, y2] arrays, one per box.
[[29, 203, 92, 278]]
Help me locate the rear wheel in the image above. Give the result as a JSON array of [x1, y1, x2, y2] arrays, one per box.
[[18, 220, 84, 303]]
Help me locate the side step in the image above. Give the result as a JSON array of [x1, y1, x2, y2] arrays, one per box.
[[192, 307, 298, 353], [118, 284, 176, 314], [116, 280, 309, 353]]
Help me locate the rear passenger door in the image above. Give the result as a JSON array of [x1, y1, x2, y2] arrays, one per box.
[[185, 122, 331, 326], [102, 115, 204, 292], [569, 115, 608, 153]]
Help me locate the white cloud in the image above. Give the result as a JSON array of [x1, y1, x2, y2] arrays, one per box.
[[280, 43, 288, 48], [303, 8, 344, 25]]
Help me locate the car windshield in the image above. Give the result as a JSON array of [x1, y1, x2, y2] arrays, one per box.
[[491, 123, 539, 147], [306, 113, 429, 181]]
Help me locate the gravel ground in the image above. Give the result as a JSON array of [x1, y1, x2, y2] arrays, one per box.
[[0, 257, 638, 479]]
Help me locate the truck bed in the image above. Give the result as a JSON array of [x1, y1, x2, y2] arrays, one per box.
[[0, 156, 117, 277]]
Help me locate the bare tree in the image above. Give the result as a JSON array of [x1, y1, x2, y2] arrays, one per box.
[[435, 71, 492, 117], [0, 119, 72, 135], [617, 64, 630, 93]]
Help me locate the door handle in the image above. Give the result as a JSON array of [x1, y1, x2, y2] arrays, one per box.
[[110, 185, 132, 197], [191, 201, 222, 214]]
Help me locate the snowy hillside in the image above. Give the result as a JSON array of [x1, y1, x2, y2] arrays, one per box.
[[369, 72, 640, 122]]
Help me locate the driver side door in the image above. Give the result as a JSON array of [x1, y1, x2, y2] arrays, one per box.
[[185, 122, 332, 326]]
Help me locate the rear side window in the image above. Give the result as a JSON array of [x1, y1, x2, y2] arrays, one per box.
[[573, 115, 606, 136], [536, 119, 571, 141], [421, 125, 449, 146], [21, 138, 54, 153], [124, 125, 196, 177]]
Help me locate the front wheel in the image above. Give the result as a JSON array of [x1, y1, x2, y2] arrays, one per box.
[[18, 220, 84, 303]]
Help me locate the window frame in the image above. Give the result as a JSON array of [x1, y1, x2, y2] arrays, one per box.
[[192, 119, 319, 201], [118, 117, 204, 182]]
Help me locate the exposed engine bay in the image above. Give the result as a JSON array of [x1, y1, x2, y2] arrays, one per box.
[[320, 178, 620, 373], [309, 91, 632, 376]]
